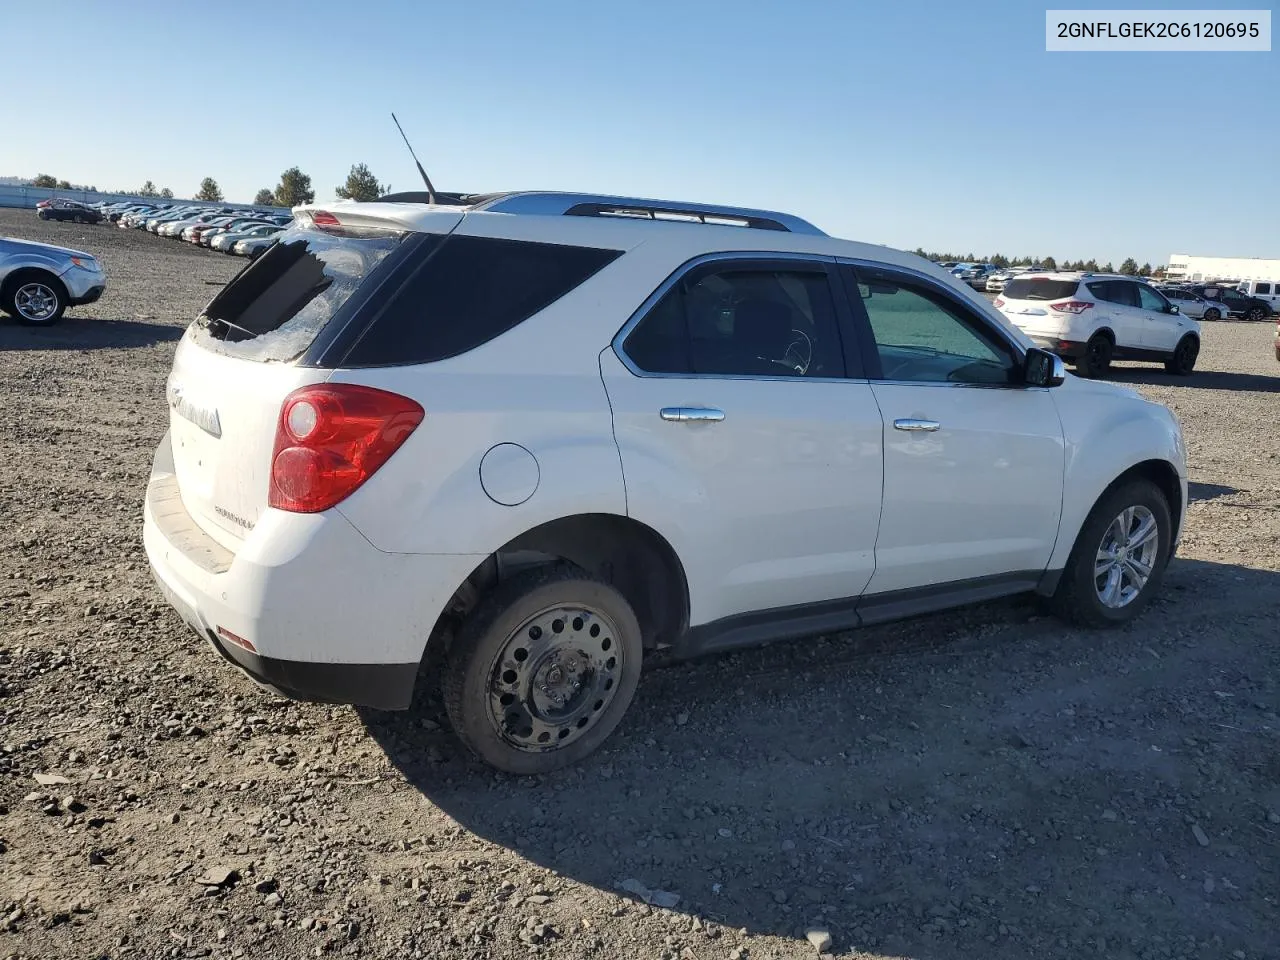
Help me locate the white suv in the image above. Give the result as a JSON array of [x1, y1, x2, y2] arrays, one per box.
[[143, 192, 1188, 773], [995, 273, 1201, 378]]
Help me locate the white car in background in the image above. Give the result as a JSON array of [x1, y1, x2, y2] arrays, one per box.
[[1235, 279, 1280, 311], [144, 192, 1188, 774], [211, 223, 283, 253], [984, 265, 1044, 293], [996, 273, 1200, 377]]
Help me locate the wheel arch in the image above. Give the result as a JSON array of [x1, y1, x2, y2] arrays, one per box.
[[1099, 458, 1184, 546], [0, 266, 68, 303], [1042, 455, 1184, 596], [428, 512, 690, 658]]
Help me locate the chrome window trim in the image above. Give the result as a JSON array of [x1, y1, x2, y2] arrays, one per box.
[[836, 256, 1038, 390], [610, 251, 869, 384]]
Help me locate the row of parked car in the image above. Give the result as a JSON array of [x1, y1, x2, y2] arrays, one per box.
[[937, 259, 1278, 322], [35, 198, 293, 259]]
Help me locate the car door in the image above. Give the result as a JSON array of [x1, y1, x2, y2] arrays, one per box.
[[838, 261, 1065, 600], [1135, 282, 1185, 350], [600, 255, 884, 629], [1085, 280, 1143, 348]]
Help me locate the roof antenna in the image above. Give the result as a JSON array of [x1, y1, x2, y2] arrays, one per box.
[[391, 112, 437, 204]]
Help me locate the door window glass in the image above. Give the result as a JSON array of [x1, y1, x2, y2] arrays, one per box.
[[854, 273, 1017, 385], [623, 265, 846, 378], [1137, 284, 1168, 312]]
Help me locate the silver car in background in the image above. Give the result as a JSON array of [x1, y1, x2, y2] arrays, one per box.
[[0, 237, 107, 326], [1156, 286, 1225, 321]]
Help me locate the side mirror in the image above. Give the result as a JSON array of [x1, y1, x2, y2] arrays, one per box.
[[1024, 347, 1066, 387], [1168, 304, 1180, 315]]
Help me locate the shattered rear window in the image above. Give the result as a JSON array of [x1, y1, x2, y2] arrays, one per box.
[[192, 224, 403, 362]]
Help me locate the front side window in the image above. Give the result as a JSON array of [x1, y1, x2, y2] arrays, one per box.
[[853, 271, 1017, 385], [1137, 284, 1168, 312], [623, 264, 845, 378], [1256, 282, 1272, 295]]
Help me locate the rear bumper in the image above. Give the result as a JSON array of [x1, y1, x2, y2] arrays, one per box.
[[143, 430, 483, 711], [1029, 336, 1085, 361], [204, 619, 417, 709]]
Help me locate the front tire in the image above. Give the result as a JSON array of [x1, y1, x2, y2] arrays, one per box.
[[1247, 306, 1267, 323], [1203, 307, 1221, 322], [1075, 334, 1113, 378], [1051, 479, 1172, 628], [2, 275, 67, 326], [444, 566, 643, 775], [1164, 336, 1198, 375]]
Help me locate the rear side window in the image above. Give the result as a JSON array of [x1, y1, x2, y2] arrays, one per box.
[[1087, 280, 1139, 307], [1002, 278, 1080, 301], [195, 225, 403, 362], [343, 236, 621, 366]]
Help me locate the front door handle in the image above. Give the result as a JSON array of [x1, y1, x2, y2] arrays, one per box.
[[660, 407, 725, 423], [893, 418, 940, 432]]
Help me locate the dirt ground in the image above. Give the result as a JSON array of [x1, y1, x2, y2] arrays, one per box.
[[1, 208, 1277, 960]]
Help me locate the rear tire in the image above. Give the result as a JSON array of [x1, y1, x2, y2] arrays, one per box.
[[1164, 336, 1198, 375], [1075, 334, 1113, 378], [443, 565, 643, 775], [1051, 479, 1172, 628]]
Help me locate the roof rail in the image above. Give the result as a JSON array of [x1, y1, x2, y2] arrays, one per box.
[[473, 192, 826, 236]]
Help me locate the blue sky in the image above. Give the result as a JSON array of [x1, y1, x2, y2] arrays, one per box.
[[1, 0, 1275, 266]]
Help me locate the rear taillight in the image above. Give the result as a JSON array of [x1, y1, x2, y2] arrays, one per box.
[[993, 297, 1005, 308], [310, 210, 341, 228], [269, 384, 424, 514], [1049, 300, 1094, 314]]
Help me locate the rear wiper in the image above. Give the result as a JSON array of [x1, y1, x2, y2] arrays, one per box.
[[199, 313, 256, 340]]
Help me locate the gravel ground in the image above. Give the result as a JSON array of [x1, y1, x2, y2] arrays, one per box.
[[1, 208, 1278, 960]]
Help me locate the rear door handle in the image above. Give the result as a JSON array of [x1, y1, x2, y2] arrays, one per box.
[[660, 407, 725, 423], [893, 418, 940, 432]]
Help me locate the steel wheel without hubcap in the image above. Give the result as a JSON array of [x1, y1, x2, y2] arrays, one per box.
[[1094, 505, 1159, 608], [487, 603, 623, 752], [14, 282, 59, 322]]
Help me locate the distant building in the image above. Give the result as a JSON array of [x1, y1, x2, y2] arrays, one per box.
[[1166, 253, 1280, 283]]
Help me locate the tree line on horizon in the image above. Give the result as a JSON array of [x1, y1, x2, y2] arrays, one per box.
[[27, 163, 390, 208], [913, 249, 1162, 277], [21, 175, 1169, 275]]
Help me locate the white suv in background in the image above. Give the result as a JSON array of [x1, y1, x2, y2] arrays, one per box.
[[1236, 279, 1280, 311], [995, 273, 1201, 378], [144, 193, 1188, 773]]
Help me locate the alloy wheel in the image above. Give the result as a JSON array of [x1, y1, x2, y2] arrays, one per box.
[[14, 283, 59, 322], [1094, 505, 1160, 608]]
